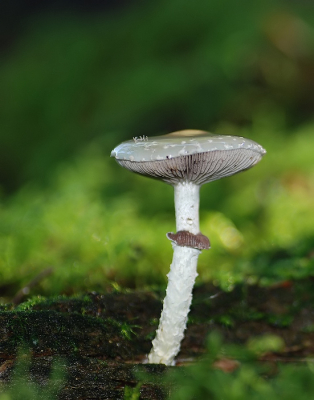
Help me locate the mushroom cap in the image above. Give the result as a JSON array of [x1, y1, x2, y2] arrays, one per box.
[[111, 130, 266, 185]]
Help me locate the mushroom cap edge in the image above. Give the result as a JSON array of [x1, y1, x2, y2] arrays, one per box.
[[110, 129, 266, 162]]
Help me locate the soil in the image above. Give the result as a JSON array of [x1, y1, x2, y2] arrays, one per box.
[[1, 278, 314, 399]]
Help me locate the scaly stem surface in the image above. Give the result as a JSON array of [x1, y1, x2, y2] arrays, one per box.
[[148, 182, 201, 365]]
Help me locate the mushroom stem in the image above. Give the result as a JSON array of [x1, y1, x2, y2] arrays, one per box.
[[174, 182, 200, 234], [148, 182, 202, 365], [148, 244, 200, 365]]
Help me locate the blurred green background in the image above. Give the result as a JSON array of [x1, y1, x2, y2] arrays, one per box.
[[0, 0, 314, 300]]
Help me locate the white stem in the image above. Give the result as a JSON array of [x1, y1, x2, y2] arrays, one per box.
[[148, 182, 202, 366], [148, 244, 200, 365], [174, 183, 200, 234]]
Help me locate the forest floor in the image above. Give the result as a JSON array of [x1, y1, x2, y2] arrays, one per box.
[[1, 278, 314, 399]]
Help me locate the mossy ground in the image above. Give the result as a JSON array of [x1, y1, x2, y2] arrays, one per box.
[[1, 278, 314, 398]]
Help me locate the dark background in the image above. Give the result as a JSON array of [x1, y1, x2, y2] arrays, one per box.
[[1, 0, 314, 193], [0, 0, 314, 296]]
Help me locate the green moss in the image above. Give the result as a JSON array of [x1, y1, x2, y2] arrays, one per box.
[[123, 382, 142, 400], [0, 349, 65, 400], [216, 315, 235, 328], [267, 315, 294, 328], [0, 310, 130, 358], [142, 333, 314, 400]]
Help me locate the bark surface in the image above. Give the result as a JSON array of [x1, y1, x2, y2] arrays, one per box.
[[1, 280, 314, 398]]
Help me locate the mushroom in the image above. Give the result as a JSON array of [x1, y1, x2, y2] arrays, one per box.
[[111, 129, 266, 365]]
